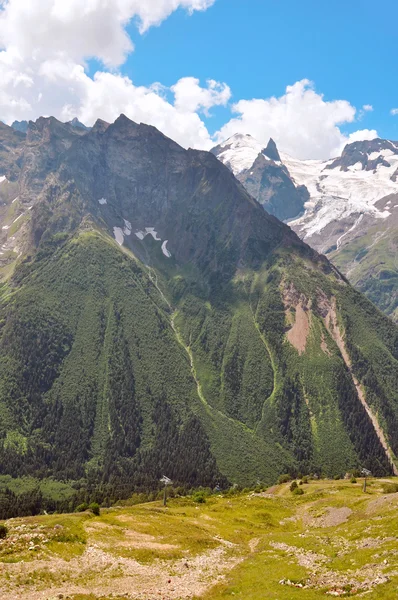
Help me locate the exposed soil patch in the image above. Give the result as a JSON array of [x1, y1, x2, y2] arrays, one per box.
[[282, 282, 310, 355], [0, 542, 241, 600], [366, 492, 398, 515], [302, 506, 352, 528], [86, 522, 179, 551]]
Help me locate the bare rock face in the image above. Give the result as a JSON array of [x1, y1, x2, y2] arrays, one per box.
[[0, 115, 318, 283], [239, 153, 309, 221], [211, 134, 308, 221], [263, 138, 281, 162], [11, 120, 29, 134], [326, 139, 398, 172]]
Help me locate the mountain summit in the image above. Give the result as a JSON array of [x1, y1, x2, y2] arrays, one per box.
[[0, 116, 397, 498], [211, 134, 308, 221]]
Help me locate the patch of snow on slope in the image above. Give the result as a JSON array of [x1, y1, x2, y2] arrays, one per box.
[[369, 149, 395, 161], [216, 134, 264, 175], [13, 214, 23, 223], [347, 162, 363, 172], [123, 219, 132, 236], [113, 227, 124, 246], [2, 225, 9, 230], [161, 240, 171, 258], [0, 176, 6, 184], [135, 227, 161, 241], [98, 198, 107, 205], [12, 196, 19, 204], [146, 227, 160, 240]]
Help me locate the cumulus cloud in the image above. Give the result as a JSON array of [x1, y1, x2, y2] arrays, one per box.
[[172, 77, 231, 116], [0, 0, 225, 148], [391, 108, 398, 116], [0, 2, 382, 158], [55, 68, 223, 149], [214, 80, 378, 159], [0, 0, 216, 66], [346, 129, 378, 144]]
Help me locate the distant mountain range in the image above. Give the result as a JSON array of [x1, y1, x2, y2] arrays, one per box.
[[213, 135, 398, 321], [0, 115, 397, 497]]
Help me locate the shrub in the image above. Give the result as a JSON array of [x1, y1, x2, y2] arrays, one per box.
[[192, 492, 206, 504], [350, 477, 357, 484], [88, 502, 100, 516], [301, 476, 309, 484], [290, 481, 298, 492], [75, 503, 88, 513], [0, 524, 8, 539], [382, 483, 398, 494], [278, 474, 291, 484], [292, 487, 304, 496]]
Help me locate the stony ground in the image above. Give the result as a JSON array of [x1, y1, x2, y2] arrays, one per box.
[[1, 478, 398, 599]]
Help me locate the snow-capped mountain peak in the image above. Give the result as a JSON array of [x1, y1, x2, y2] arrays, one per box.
[[211, 133, 266, 175], [212, 133, 398, 255], [211, 135, 308, 221]]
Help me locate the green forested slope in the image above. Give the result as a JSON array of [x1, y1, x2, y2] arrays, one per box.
[[0, 223, 396, 497], [0, 116, 397, 504]]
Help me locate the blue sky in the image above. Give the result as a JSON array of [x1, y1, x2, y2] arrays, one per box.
[[123, 0, 398, 140], [0, 0, 397, 158]]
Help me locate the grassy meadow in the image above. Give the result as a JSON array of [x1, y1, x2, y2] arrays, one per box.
[[0, 477, 398, 599]]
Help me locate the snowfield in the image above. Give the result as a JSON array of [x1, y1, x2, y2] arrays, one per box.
[[213, 133, 398, 242], [283, 149, 398, 238]]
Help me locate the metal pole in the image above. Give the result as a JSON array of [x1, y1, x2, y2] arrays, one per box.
[[163, 485, 167, 506]]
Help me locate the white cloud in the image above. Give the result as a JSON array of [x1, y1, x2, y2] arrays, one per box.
[[346, 129, 378, 144], [172, 77, 231, 116], [391, 108, 398, 116], [0, 0, 216, 67], [0, 2, 382, 159], [214, 80, 378, 160], [0, 0, 224, 148], [57, 68, 222, 149], [357, 104, 374, 120]]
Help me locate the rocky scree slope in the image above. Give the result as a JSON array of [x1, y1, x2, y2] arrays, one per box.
[[0, 117, 397, 496]]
